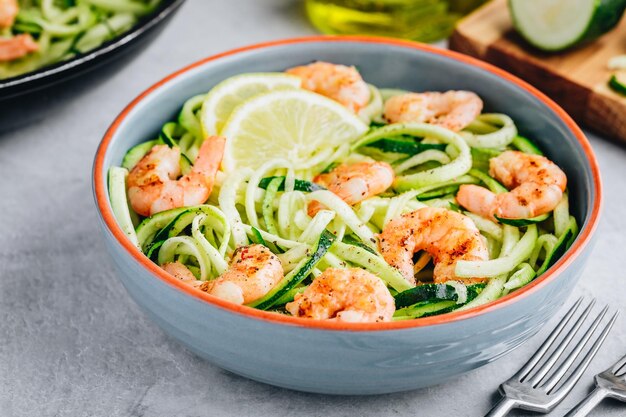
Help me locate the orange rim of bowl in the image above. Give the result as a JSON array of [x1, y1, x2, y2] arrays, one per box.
[[93, 35, 602, 332]]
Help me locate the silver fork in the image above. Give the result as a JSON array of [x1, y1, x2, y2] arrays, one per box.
[[564, 352, 626, 416], [485, 298, 619, 417]]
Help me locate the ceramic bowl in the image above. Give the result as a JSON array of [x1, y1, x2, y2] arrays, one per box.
[[93, 36, 602, 395]]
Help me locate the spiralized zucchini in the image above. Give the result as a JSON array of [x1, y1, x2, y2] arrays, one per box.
[[353, 123, 472, 191], [1, 0, 160, 79], [109, 85, 579, 321], [461, 113, 517, 149]]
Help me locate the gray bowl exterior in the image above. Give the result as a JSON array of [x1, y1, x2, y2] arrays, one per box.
[[96, 40, 599, 395]]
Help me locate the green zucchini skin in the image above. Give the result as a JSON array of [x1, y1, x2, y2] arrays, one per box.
[[448, 202, 462, 213], [121, 139, 162, 170], [342, 234, 377, 255], [609, 74, 626, 95], [249, 227, 267, 246], [511, 135, 543, 156], [249, 231, 336, 310], [510, 0, 626, 52], [364, 138, 446, 155], [495, 213, 550, 227], [468, 168, 508, 194], [471, 147, 501, 171], [321, 162, 340, 174], [396, 300, 457, 319], [257, 176, 325, 192], [160, 122, 184, 147], [394, 283, 485, 309], [394, 284, 486, 319], [163, 206, 215, 238], [146, 240, 164, 261], [137, 205, 220, 255], [416, 185, 459, 201], [144, 207, 205, 255], [580, 0, 626, 46], [536, 221, 578, 275], [136, 207, 188, 252]]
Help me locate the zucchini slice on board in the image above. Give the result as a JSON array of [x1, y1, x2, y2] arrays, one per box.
[[609, 73, 626, 95], [509, 0, 626, 52]]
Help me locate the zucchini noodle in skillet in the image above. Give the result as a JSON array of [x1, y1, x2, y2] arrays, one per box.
[[108, 61, 579, 323], [0, 0, 160, 79]]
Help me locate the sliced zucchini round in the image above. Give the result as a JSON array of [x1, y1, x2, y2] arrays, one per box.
[[510, 0, 626, 52], [609, 73, 626, 95]]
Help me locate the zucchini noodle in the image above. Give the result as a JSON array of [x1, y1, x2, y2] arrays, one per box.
[[158, 236, 212, 281], [503, 263, 536, 291], [1, 0, 160, 79], [218, 168, 252, 247], [246, 159, 295, 229], [357, 84, 383, 124], [331, 241, 412, 292], [393, 149, 450, 174], [464, 212, 503, 241], [553, 191, 570, 237], [107, 166, 140, 249], [109, 80, 579, 322], [459, 225, 520, 310], [529, 234, 558, 268], [191, 213, 229, 276], [353, 123, 472, 191], [305, 190, 377, 248], [455, 225, 538, 278], [461, 114, 517, 149]]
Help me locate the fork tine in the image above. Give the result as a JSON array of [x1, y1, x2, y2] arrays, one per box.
[[514, 297, 585, 381], [611, 352, 626, 376], [547, 310, 619, 396], [526, 299, 595, 386], [541, 305, 610, 392]]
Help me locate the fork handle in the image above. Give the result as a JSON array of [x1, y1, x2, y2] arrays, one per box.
[[484, 397, 517, 417], [564, 387, 608, 417]]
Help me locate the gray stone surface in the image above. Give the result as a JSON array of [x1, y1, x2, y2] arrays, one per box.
[[1, 0, 625, 416]]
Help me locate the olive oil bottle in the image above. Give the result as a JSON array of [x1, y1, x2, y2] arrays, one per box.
[[305, 0, 487, 42]]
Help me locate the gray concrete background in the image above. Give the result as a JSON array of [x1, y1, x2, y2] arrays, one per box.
[[1, 1, 625, 416]]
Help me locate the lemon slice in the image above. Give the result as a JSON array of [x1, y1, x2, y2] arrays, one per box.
[[200, 73, 301, 136], [221, 89, 368, 172]]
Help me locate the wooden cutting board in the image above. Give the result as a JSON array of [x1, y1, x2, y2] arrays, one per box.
[[449, 0, 626, 142]]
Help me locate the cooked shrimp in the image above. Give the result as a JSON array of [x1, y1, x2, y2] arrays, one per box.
[[308, 161, 394, 216], [379, 207, 489, 285], [0, 0, 18, 29], [0, 34, 39, 62], [383, 90, 482, 132], [162, 245, 284, 305], [127, 136, 225, 217], [457, 150, 567, 220], [204, 244, 283, 305], [285, 61, 371, 112], [285, 268, 395, 322], [162, 261, 204, 289]]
